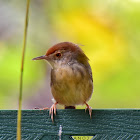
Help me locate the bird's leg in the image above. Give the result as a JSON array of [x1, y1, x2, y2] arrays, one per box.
[[49, 102, 58, 121], [85, 102, 92, 118]]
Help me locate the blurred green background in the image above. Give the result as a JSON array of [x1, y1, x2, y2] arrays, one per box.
[[0, 0, 140, 109]]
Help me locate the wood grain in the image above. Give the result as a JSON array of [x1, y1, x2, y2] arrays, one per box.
[[0, 110, 140, 139]]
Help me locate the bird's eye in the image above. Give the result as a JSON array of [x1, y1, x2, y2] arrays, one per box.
[[55, 53, 62, 57]]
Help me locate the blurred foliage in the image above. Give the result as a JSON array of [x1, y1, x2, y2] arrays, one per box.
[[0, 0, 140, 109]]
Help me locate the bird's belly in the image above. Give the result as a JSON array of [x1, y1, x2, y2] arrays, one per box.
[[51, 67, 93, 106]]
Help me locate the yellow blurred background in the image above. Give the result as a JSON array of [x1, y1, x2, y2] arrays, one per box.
[[0, 0, 140, 109]]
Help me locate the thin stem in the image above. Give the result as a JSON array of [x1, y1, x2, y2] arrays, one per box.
[[17, 0, 30, 140]]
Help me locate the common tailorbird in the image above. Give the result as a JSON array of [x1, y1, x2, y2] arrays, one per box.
[[32, 42, 93, 121]]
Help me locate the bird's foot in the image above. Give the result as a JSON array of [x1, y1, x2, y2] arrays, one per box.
[[34, 107, 49, 110], [42, 107, 49, 110], [85, 102, 92, 118], [49, 102, 58, 121]]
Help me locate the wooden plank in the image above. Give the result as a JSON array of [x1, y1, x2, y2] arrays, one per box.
[[0, 110, 140, 140]]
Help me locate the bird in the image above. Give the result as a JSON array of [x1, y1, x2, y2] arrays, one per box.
[[32, 42, 93, 121]]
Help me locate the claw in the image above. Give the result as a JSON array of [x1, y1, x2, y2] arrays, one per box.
[[85, 102, 92, 118], [43, 107, 49, 110], [34, 107, 49, 110], [49, 102, 58, 121]]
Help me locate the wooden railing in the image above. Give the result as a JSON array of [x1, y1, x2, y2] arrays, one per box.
[[0, 110, 140, 140]]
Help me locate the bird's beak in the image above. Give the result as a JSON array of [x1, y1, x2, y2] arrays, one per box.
[[32, 55, 47, 60]]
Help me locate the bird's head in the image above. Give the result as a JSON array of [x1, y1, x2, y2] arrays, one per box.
[[32, 42, 89, 68]]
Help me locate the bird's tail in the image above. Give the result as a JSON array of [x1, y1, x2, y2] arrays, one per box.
[[65, 106, 75, 109]]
